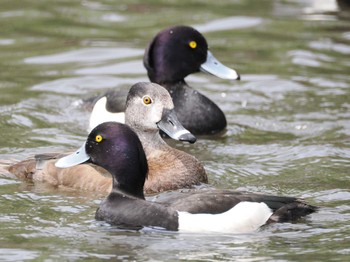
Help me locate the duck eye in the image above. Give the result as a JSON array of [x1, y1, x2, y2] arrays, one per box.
[[142, 96, 152, 105], [95, 135, 103, 143], [189, 41, 197, 49]]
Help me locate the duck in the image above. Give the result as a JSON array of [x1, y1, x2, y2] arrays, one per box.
[[7, 82, 207, 194], [88, 25, 240, 135], [56, 121, 317, 233]]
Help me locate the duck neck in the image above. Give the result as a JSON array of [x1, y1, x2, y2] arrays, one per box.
[[101, 140, 147, 200], [161, 80, 187, 92], [135, 130, 168, 156], [109, 164, 146, 200]]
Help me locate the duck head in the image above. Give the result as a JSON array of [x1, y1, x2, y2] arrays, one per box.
[[56, 122, 148, 198], [144, 25, 240, 84], [125, 82, 196, 143]]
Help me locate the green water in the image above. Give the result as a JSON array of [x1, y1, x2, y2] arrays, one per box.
[[1, 0, 350, 261]]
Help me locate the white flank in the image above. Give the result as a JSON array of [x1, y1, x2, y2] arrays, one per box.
[[89, 96, 125, 131], [178, 202, 272, 234]]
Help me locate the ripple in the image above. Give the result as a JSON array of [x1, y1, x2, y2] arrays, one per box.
[[24, 47, 144, 64], [208, 142, 348, 179], [194, 16, 264, 33], [0, 249, 39, 261], [0, 178, 19, 186], [101, 13, 127, 22], [301, 0, 338, 13], [298, 0, 339, 21], [343, 32, 350, 40], [30, 75, 147, 94], [0, 10, 25, 17], [239, 75, 308, 97], [51, 205, 88, 214], [74, 60, 145, 75], [81, 0, 111, 11], [307, 77, 349, 89], [314, 189, 350, 202], [309, 39, 350, 55], [0, 39, 15, 45], [287, 49, 335, 67]]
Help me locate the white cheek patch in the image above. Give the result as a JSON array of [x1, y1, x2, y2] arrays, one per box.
[[177, 202, 272, 234], [89, 97, 125, 131]]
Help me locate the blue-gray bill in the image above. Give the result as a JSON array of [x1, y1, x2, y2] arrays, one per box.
[[200, 51, 240, 80], [157, 108, 196, 143], [55, 143, 90, 168]]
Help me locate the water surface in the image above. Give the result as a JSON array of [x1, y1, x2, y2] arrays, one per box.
[[0, 0, 349, 261]]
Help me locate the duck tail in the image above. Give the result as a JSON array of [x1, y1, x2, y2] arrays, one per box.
[[4, 153, 63, 180], [0, 160, 11, 174], [268, 201, 318, 223], [5, 158, 36, 180]]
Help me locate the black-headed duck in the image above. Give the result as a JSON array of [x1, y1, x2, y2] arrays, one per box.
[[7, 82, 207, 194], [56, 122, 317, 233], [89, 25, 240, 134]]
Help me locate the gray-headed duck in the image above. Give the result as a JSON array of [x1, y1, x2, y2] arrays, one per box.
[[7, 82, 207, 194], [88, 25, 240, 134]]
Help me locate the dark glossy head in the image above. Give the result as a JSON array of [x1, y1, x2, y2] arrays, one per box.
[[144, 25, 208, 83], [144, 25, 240, 84], [56, 122, 148, 198]]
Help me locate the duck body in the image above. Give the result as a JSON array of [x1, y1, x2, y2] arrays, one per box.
[[141, 137, 206, 193], [8, 155, 112, 193], [124, 82, 207, 193], [165, 81, 226, 134], [88, 25, 239, 134], [96, 192, 179, 231], [7, 82, 207, 194], [158, 189, 315, 222], [56, 122, 317, 233]]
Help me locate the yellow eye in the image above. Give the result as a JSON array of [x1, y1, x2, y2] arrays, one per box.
[[189, 41, 197, 49], [143, 96, 152, 105], [95, 135, 103, 143]]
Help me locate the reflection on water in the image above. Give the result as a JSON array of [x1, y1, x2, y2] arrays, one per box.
[[0, 0, 349, 261]]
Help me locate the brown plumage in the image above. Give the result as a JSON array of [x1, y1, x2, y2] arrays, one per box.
[[5, 82, 207, 194], [144, 140, 207, 194]]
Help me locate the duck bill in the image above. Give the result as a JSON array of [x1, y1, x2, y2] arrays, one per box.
[[55, 143, 90, 168], [157, 109, 197, 144], [200, 51, 240, 80]]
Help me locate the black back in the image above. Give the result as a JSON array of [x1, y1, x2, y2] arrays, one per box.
[[157, 189, 318, 221]]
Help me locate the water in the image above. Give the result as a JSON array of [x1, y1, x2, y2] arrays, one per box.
[[0, 0, 349, 261]]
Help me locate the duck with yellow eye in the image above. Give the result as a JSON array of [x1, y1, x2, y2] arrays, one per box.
[[142, 96, 152, 105], [55, 121, 317, 233], [95, 135, 103, 143], [6, 82, 206, 194], [88, 25, 240, 135], [189, 40, 197, 49]]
